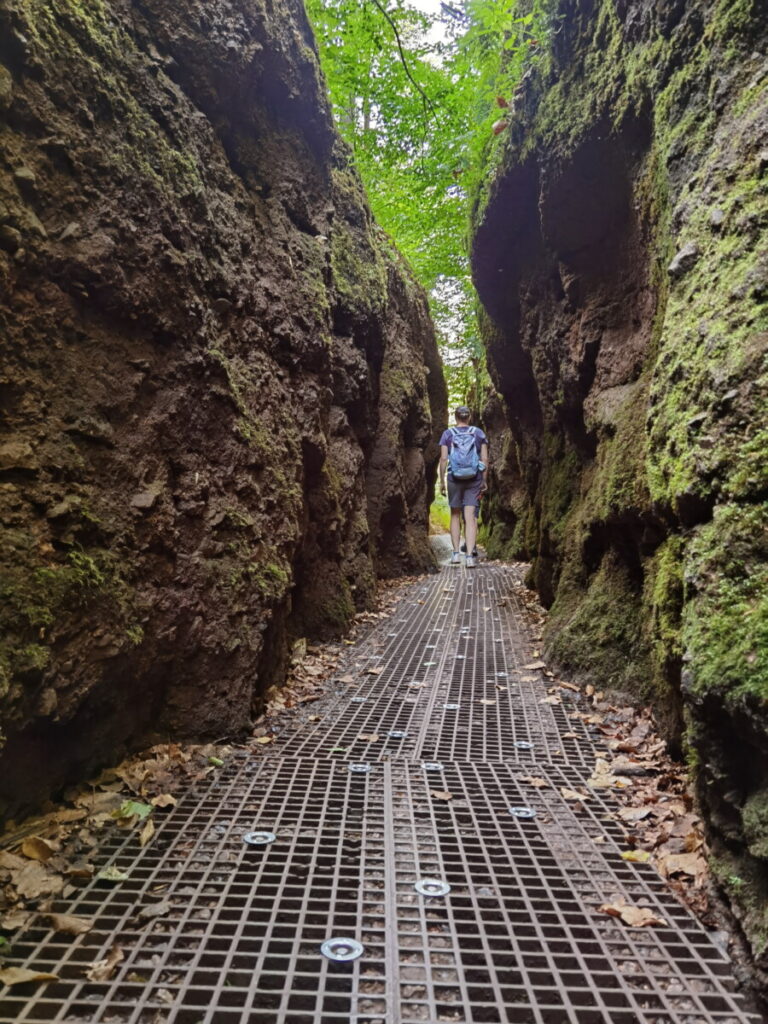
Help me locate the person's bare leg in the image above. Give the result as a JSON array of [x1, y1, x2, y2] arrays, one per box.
[[464, 504, 478, 555], [450, 508, 462, 551]]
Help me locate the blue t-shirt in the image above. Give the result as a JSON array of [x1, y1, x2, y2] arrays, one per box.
[[439, 426, 488, 476], [439, 425, 488, 452]]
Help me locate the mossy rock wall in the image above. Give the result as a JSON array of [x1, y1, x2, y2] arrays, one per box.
[[0, 0, 446, 817], [471, 0, 767, 973]]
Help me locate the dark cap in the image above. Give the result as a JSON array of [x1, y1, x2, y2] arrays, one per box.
[[454, 405, 471, 418]]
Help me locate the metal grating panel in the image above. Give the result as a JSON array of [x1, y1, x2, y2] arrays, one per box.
[[2, 565, 760, 1024]]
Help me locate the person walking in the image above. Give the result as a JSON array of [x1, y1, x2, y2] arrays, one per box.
[[438, 406, 489, 567]]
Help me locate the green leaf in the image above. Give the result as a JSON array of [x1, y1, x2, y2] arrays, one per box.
[[208, 756, 224, 767], [97, 866, 130, 882], [112, 800, 153, 822]]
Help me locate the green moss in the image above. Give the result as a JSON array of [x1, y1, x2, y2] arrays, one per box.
[[682, 503, 768, 702], [547, 550, 652, 692]]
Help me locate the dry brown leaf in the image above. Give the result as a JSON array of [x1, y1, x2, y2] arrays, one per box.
[[523, 661, 546, 670], [85, 945, 124, 982], [150, 794, 176, 809], [562, 732, 579, 739], [478, 698, 496, 706], [585, 684, 595, 697], [308, 714, 322, 722], [365, 667, 384, 675], [1, 908, 34, 930], [658, 852, 707, 880], [48, 913, 92, 936], [540, 696, 561, 706], [430, 790, 453, 801], [338, 674, 355, 683], [358, 734, 380, 742], [558, 682, 579, 693], [139, 819, 155, 848], [254, 735, 274, 746], [20, 836, 58, 862], [0, 967, 59, 986], [599, 901, 667, 927], [520, 776, 550, 789], [12, 861, 65, 900], [560, 787, 589, 802]]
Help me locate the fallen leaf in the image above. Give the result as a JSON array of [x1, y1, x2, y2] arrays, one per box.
[[585, 685, 595, 697], [540, 696, 561, 706], [150, 794, 177, 809], [430, 790, 453, 801], [524, 661, 546, 670], [97, 866, 129, 883], [138, 899, 171, 922], [85, 945, 124, 981], [0, 967, 59, 986], [558, 682, 579, 693], [621, 850, 651, 864], [593, 836, 606, 844], [308, 714, 322, 722], [659, 852, 706, 880], [254, 736, 275, 745], [48, 914, 92, 936], [337, 674, 355, 683], [1, 908, 34, 930], [598, 901, 667, 927], [139, 819, 155, 848], [20, 836, 58, 862], [618, 807, 652, 822], [560, 787, 589, 802], [112, 800, 153, 822], [479, 698, 496, 706], [562, 732, 579, 739], [358, 734, 380, 742], [520, 776, 550, 789], [366, 667, 384, 676], [208, 756, 224, 767], [12, 861, 64, 900]]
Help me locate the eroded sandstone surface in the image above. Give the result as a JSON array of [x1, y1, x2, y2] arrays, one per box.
[[0, 0, 446, 816], [472, 0, 767, 973]]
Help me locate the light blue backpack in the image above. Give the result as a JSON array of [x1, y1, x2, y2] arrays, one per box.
[[449, 427, 480, 480]]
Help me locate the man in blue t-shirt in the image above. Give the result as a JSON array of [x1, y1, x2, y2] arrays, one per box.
[[438, 406, 489, 568]]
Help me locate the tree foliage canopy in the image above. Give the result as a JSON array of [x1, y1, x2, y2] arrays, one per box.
[[306, 0, 551, 405]]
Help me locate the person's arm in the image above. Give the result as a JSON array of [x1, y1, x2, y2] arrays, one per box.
[[439, 444, 449, 495], [479, 442, 489, 492]]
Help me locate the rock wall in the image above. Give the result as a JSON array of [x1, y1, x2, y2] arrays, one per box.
[[0, 0, 446, 817], [472, 0, 767, 973]]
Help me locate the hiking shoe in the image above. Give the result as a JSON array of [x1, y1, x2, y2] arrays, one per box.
[[460, 542, 467, 553], [450, 551, 461, 565], [466, 554, 477, 568]]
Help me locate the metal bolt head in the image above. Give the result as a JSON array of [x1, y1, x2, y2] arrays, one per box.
[[320, 937, 364, 962], [415, 878, 451, 897], [349, 763, 372, 774], [508, 806, 537, 820], [243, 831, 277, 846], [422, 762, 444, 772]]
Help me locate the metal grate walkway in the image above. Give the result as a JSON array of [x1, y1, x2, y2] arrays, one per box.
[[1, 565, 760, 1024]]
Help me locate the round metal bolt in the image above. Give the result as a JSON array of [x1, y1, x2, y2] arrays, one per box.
[[415, 878, 451, 897], [443, 703, 460, 711], [243, 831, 277, 846], [514, 741, 534, 751], [388, 730, 408, 739], [422, 762, 444, 771], [320, 937, 364, 962], [508, 806, 537, 820], [348, 763, 372, 774]]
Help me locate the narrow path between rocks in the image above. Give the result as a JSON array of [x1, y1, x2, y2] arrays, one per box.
[[2, 563, 760, 1024]]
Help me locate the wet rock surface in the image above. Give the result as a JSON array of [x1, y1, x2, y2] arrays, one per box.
[[0, 0, 446, 817], [471, 0, 768, 981]]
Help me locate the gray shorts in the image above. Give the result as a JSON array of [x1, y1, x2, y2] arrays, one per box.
[[447, 475, 483, 508]]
